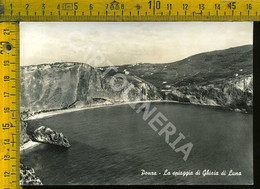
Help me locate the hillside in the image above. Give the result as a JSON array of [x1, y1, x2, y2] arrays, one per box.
[[102, 45, 253, 113], [105, 45, 252, 88]]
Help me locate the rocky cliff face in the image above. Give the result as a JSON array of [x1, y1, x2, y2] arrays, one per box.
[[21, 62, 161, 114], [20, 120, 31, 145], [163, 74, 253, 113]]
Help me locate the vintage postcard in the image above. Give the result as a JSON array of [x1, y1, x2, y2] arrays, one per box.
[[19, 22, 253, 185]]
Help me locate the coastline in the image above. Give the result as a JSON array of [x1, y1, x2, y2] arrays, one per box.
[[26, 100, 162, 120], [20, 140, 41, 152], [20, 99, 245, 152], [25, 99, 228, 121]]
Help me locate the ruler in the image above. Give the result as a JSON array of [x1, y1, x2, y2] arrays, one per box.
[[0, 22, 20, 189], [0, 0, 259, 21]]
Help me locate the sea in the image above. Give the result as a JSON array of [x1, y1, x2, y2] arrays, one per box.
[[20, 102, 253, 185]]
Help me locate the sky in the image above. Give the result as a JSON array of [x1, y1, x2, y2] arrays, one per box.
[[20, 22, 253, 66]]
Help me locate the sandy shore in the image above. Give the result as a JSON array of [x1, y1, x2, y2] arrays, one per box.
[[20, 140, 41, 152], [25, 99, 225, 121], [26, 100, 168, 120]]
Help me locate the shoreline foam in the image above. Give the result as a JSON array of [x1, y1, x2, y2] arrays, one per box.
[[26, 100, 163, 120], [20, 140, 41, 152], [25, 100, 231, 121]]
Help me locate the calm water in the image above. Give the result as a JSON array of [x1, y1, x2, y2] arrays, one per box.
[[21, 103, 253, 185]]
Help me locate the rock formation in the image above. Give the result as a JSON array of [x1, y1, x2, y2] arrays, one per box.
[[31, 126, 70, 148], [20, 164, 43, 185], [20, 120, 31, 146], [163, 74, 253, 113], [20, 63, 161, 114]]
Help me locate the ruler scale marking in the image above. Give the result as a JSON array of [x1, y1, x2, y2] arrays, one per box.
[[0, 0, 259, 21], [0, 22, 20, 189]]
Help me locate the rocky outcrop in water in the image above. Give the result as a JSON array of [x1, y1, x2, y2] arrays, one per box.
[[20, 164, 43, 185], [32, 126, 70, 147]]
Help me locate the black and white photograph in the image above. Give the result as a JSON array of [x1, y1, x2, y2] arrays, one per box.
[[19, 22, 253, 185]]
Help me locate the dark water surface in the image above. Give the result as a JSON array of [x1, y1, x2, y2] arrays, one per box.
[[21, 103, 253, 185]]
